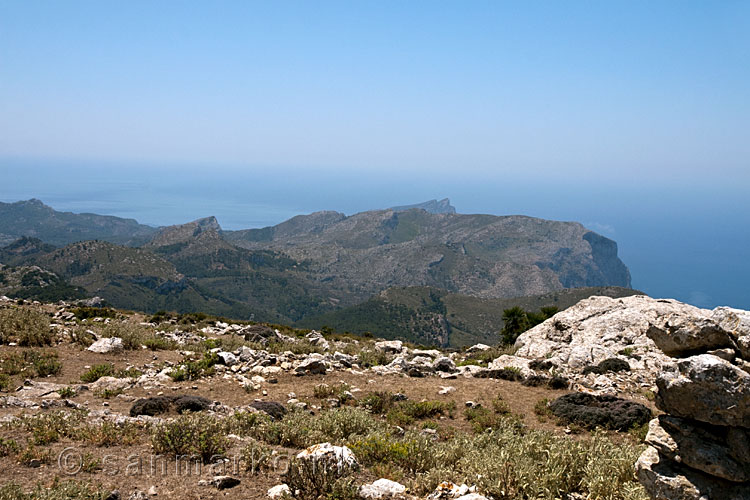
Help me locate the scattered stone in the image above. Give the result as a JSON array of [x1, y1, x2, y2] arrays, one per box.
[[375, 340, 403, 354], [438, 386, 455, 395], [295, 354, 329, 375], [216, 351, 238, 366], [87, 337, 124, 354], [426, 481, 473, 500], [433, 357, 456, 372], [359, 479, 407, 499], [211, 476, 241, 490], [147, 486, 157, 496], [466, 343, 491, 353], [548, 392, 651, 431], [294, 442, 358, 474], [128, 492, 148, 500], [91, 376, 133, 393], [267, 484, 291, 499]]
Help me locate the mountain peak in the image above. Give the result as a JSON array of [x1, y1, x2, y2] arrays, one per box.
[[390, 198, 456, 215], [146, 216, 223, 248]]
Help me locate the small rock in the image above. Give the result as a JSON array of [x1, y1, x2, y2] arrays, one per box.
[[87, 337, 124, 354], [147, 486, 158, 496], [359, 479, 407, 499], [211, 476, 240, 490], [438, 386, 455, 395], [267, 484, 291, 499]]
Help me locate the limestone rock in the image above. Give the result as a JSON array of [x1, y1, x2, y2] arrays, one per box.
[[713, 307, 750, 360], [375, 340, 403, 354], [359, 479, 407, 499], [210, 476, 240, 489], [87, 337, 123, 354], [427, 482, 473, 500], [645, 415, 750, 482], [487, 355, 534, 377], [91, 376, 133, 393], [294, 354, 329, 375], [216, 351, 238, 366], [294, 442, 358, 476], [432, 357, 456, 372], [515, 295, 675, 373], [267, 484, 291, 499], [636, 447, 750, 500], [306, 330, 330, 351], [656, 354, 750, 428]]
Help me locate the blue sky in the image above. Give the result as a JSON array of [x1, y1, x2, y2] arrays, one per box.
[[1, 1, 749, 309], [1, 1, 748, 180]]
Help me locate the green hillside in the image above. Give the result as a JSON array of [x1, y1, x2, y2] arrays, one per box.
[[302, 285, 642, 347]]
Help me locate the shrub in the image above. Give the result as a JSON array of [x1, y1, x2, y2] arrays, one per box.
[[80, 363, 114, 383], [169, 352, 219, 381], [0, 437, 19, 456], [238, 439, 272, 474], [0, 480, 109, 500], [29, 351, 62, 377], [19, 410, 87, 445], [58, 387, 77, 398], [150, 413, 228, 462], [0, 373, 11, 391], [408, 421, 647, 500], [285, 455, 357, 500], [0, 308, 52, 346], [71, 306, 118, 320], [83, 421, 142, 447], [359, 391, 398, 415], [17, 444, 52, 467], [349, 431, 437, 473], [100, 322, 144, 350], [357, 349, 390, 368]]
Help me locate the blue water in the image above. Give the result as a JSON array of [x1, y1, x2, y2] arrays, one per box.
[[3, 158, 749, 310]]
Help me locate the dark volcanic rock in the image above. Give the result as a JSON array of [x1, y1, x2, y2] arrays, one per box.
[[549, 392, 651, 431]]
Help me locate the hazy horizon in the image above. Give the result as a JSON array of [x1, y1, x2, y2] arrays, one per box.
[[2, 2, 749, 310]]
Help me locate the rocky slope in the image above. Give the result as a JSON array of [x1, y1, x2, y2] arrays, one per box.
[[0, 199, 157, 246], [302, 285, 640, 347], [226, 207, 632, 300]]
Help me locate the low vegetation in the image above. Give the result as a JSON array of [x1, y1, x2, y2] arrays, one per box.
[[0, 307, 53, 346]]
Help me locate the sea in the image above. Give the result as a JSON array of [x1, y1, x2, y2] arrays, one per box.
[[2, 158, 749, 311]]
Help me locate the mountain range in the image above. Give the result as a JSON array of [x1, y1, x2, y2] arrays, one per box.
[[0, 198, 634, 346]]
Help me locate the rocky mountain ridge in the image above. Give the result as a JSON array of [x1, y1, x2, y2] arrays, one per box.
[[0, 199, 633, 343]]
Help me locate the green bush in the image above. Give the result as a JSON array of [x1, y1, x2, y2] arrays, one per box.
[[0, 307, 52, 346], [19, 411, 87, 445], [0, 373, 11, 391], [83, 421, 142, 447], [0, 437, 19, 457], [169, 352, 220, 381], [151, 413, 228, 462], [0, 480, 110, 500], [80, 363, 115, 383]]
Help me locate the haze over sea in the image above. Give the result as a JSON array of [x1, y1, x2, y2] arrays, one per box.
[[2, 2, 749, 310], [2, 159, 748, 311]]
